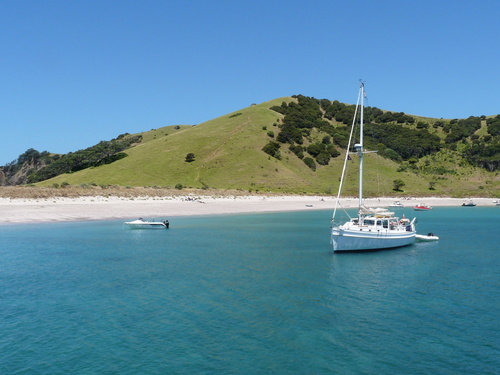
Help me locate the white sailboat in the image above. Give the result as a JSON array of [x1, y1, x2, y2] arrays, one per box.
[[330, 83, 417, 252]]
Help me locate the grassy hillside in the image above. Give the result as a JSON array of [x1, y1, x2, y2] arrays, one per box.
[[39, 98, 500, 197]]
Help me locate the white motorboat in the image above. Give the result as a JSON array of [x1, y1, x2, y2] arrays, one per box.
[[124, 218, 169, 229], [389, 201, 404, 208], [330, 83, 417, 252], [461, 200, 476, 207]]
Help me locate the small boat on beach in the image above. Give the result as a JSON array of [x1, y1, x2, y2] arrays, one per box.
[[124, 218, 169, 229], [413, 203, 432, 211], [461, 200, 476, 207], [389, 201, 404, 208]]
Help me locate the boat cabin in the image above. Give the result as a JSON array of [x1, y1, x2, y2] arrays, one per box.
[[351, 216, 400, 229]]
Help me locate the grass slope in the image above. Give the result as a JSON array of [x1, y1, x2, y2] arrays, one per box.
[[40, 99, 499, 197]]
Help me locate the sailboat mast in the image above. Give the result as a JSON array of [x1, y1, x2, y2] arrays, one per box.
[[331, 87, 362, 223], [358, 83, 365, 210]]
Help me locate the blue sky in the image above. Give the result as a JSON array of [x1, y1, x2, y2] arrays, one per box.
[[1, 0, 499, 165]]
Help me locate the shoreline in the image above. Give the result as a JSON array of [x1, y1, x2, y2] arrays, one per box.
[[0, 195, 497, 225]]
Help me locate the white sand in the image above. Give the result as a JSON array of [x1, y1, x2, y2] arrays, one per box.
[[0, 195, 497, 224]]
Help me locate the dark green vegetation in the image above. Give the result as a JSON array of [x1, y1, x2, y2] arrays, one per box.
[[267, 95, 499, 196], [270, 95, 495, 168], [29, 134, 142, 182], [185, 153, 196, 163], [1, 96, 499, 197], [1, 134, 141, 185]]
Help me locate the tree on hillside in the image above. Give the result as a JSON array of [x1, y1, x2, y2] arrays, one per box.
[[185, 153, 196, 162], [303, 157, 316, 171], [25, 135, 142, 183], [262, 141, 282, 160], [393, 179, 405, 191], [487, 115, 500, 136]]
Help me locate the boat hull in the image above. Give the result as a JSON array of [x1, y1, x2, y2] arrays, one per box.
[[125, 223, 166, 229], [331, 229, 416, 252], [124, 219, 168, 229]]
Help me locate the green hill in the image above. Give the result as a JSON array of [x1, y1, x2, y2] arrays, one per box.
[[5, 96, 500, 197]]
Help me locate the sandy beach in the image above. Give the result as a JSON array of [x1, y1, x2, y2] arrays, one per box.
[[0, 195, 497, 224]]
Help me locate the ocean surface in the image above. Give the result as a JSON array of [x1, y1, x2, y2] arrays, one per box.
[[0, 207, 498, 374]]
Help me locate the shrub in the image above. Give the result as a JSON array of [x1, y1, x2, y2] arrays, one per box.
[[327, 144, 340, 158], [303, 157, 316, 171], [306, 143, 323, 157], [175, 183, 184, 190], [316, 151, 331, 165], [393, 179, 405, 191], [289, 144, 304, 159], [262, 141, 281, 159], [185, 153, 195, 162], [382, 148, 402, 162]]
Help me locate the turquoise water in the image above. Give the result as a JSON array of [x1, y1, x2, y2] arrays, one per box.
[[0, 207, 498, 374]]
